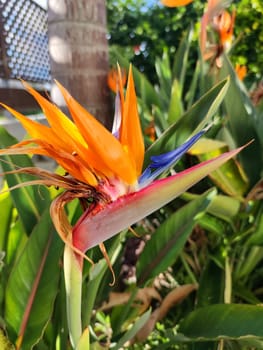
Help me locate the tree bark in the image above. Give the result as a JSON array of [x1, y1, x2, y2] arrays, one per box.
[[48, 0, 112, 127]]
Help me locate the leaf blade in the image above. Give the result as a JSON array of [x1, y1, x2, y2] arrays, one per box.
[[137, 192, 212, 284], [144, 78, 230, 167], [0, 127, 50, 233], [5, 209, 63, 349], [179, 304, 263, 340]]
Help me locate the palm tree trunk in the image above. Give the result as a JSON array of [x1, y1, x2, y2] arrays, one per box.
[[48, 0, 112, 127]]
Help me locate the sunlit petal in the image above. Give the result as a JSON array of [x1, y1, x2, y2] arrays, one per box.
[[107, 67, 127, 93], [21, 82, 111, 179], [22, 82, 90, 158], [120, 65, 145, 176], [55, 80, 138, 185], [0, 139, 98, 185], [0, 103, 66, 151]]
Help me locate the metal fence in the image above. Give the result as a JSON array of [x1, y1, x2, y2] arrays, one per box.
[[0, 0, 50, 83]]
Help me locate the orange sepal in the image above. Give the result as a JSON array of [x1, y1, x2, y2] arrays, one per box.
[[39, 144, 98, 185], [21, 82, 90, 158], [216, 10, 236, 47], [2, 88, 109, 181], [120, 65, 144, 176], [0, 103, 69, 152], [235, 64, 247, 81], [0, 139, 98, 185], [55, 81, 138, 185], [161, 0, 193, 7], [107, 67, 127, 93]]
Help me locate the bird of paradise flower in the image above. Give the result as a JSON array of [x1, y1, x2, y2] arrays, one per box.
[[0, 66, 246, 349], [200, 0, 235, 67]]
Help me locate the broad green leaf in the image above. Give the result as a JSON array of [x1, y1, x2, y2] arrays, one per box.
[[218, 55, 262, 185], [172, 25, 193, 89], [167, 79, 184, 125], [247, 204, 263, 246], [196, 260, 225, 308], [144, 78, 230, 167], [155, 51, 172, 103], [111, 309, 151, 350], [0, 188, 13, 251], [137, 191, 213, 285], [5, 218, 27, 266], [190, 138, 249, 197], [150, 104, 169, 133], [233, 283, 261, 305], [0, 127, 50, 233], [185, 60, 201, 109], [234, 246, 263, 280], [179, 304, 263, 340], [207, 195, 240, 220], [197, 212, 227, 236], [5, 208, 63, 349]]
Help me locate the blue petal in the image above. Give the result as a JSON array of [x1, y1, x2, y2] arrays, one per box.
[[139, 125, 211, 187]]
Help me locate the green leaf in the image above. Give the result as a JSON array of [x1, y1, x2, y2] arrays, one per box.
[[234, 246, 263, 280], [197, 213, 227, 236], [196, 260, 225, 308], [5, 208, 63, 349], [0, 189, 13, 251], [155, 51, 172, 104], [144, 78, 230, 167], [167, 79, 184, 125], [0, 185, 28, 268], [218, 55, 262, 185], [5, 217, 27, 266], [179, 304, 263, 340], [247, 205, 263, 246], [172, 25, 193, 89], [0, 127, 50, 234], [185, 60, 201, 109], [111, 309, 151, 350], [137, 191, 213, 285], [190, 138, 249, 197], [206, 195, 240, 220]]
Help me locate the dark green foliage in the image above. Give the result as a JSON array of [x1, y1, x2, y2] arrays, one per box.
[[232, 0, 263, 84], [107, 0, 205, 83], [107, 0, 263, 84]]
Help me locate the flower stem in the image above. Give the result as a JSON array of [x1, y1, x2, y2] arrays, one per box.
[[63, 245, 83, 348]]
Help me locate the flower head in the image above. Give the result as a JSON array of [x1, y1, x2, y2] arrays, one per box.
[[235, 63, 247, 81], [200, 0, 235, 66], [0, 65, 245, 266], [107, 67, 127, 93], [213, 9, 235, 51]]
